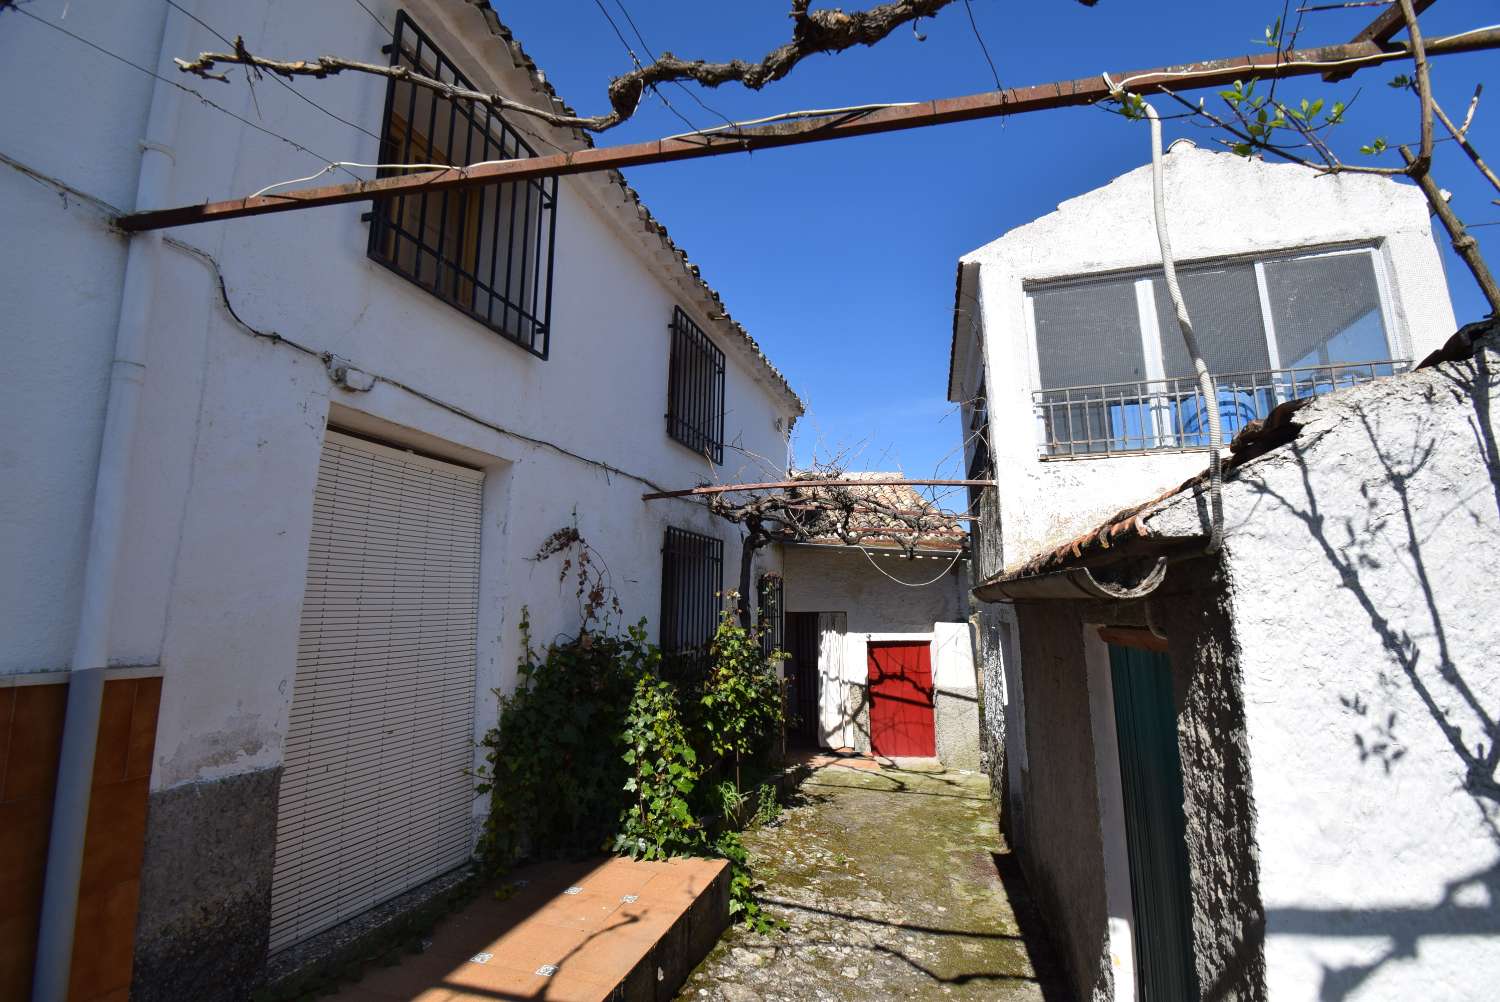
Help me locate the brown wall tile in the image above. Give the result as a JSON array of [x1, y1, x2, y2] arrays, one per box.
[[79, 778, 151, 896], [2, 685, 67, 803], [67, 877, 141, 1002], [0, 688, 16, 797], [90, 681, 136, 788], [125, 679, 161, 782]]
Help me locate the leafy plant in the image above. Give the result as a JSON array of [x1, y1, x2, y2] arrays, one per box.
[[476, 533, 789, 928]]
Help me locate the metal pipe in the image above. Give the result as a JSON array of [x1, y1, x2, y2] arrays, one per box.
[[31, 3, 185, 998]]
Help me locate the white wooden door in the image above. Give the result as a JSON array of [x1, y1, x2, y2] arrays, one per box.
[[269, 431, 483, 953]]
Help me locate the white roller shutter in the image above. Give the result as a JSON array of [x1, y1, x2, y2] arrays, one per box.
[[270, 431, 484, 954]]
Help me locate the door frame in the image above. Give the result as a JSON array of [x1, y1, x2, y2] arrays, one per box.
[[1085, 624, 1140, 1002]]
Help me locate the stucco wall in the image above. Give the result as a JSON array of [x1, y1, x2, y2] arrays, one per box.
[[782, 545, 977, 764], [961, 145, 1457, 573], [1205, 340, 1500, 1001], [1, 0, 797, 796]]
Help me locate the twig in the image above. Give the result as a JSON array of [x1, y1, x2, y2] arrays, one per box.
[[176, 0, 1085, 134], [1402, 146, 1500, 314], [1433, 95, 1500, 195], [1397, 0, 1432, 175]]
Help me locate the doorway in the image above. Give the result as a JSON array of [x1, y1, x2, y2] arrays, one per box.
[[867, 641, 936, 757], [785, 612, 821, 746], [1108, 642, 1198, 1000]]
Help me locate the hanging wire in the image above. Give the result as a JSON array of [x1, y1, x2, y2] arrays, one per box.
[[961, 0, 1003, 91], [13, 6, 359, 180], [163, 0, 381, 142]]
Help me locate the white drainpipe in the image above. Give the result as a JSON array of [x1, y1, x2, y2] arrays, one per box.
[[31, 4, 186, 999]]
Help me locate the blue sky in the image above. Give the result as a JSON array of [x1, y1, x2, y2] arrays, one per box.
[[495, 1, 1497, 480]]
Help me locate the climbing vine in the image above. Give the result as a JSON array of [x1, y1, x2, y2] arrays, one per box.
[[476, 527, 787, 931]]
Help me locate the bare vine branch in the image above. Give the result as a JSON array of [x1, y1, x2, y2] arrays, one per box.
[[175, 0, 1094, 135]]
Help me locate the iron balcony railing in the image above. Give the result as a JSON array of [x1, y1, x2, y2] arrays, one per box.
[[1033, 360, 1407, 458]]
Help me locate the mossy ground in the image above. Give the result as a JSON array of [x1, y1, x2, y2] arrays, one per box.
[[677, 763, 1070, 1001]]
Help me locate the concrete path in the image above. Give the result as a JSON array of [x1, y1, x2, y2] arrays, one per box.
[[677, 762, 1070, 1001]]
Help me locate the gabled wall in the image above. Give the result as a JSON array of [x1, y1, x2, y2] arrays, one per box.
[[959, 146, 1455, 574]]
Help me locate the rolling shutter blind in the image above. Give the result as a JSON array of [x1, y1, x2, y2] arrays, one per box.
[[270, 431, 484, 954]]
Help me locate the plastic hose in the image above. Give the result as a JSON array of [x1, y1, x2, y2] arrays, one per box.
[[1144, 103, 1224, 552]]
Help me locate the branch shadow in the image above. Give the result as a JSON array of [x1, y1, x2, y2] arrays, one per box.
[[1237, 350, 1500, 999]]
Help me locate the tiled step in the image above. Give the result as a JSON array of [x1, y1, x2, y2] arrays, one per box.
[[335, 856, 729, 1001]]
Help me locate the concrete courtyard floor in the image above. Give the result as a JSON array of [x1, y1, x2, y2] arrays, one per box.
[[677, 761, 1070, 1001]]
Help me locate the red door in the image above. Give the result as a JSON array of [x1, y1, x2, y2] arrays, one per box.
[[867, 641, 936, 757]]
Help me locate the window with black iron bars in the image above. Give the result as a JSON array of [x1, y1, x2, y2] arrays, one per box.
[[660, 526, 723, 655], [757, 573, 784, 657], [368, 11, 558, 357], [666, 307, 726, 464]]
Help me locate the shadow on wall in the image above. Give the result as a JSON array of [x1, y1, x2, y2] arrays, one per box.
[[1241, 347, 1500, 1001]]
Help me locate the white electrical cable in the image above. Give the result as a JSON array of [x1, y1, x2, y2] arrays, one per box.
[[1143, 101, 1225, 552], [662, 101, 918, 141], [855, 543, 966, 588], [247, 159, 514, 199]]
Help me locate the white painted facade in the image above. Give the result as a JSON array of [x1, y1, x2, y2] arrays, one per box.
[[782, 543, 978, 767], [1140, 344, 1500, 1001], [0, 0, 800, 813], [949, 145, 1457, 572]]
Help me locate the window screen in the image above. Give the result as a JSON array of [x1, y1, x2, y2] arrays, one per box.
[[1262, 252, 1391, 370], [1152, 264, 1271, 379], [1032, 277, 1147, 389]]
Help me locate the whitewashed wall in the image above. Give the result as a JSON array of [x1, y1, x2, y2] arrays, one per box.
[[782, 544, 975, 762], [1143, 343, 1500, 1001], [0, 0, 799, 813], [959, 146, 1456, 572]]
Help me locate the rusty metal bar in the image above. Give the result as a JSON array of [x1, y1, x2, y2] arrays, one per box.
[[117, 27, 1498, 233], [1324, 0, 1438, 79], [641, 478, 994, 501]]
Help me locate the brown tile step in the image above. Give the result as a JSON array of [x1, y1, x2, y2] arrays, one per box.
[[331, 856, 729, 1002]]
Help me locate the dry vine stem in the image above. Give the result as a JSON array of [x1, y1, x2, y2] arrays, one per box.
[[176, 0, 1094, 134]]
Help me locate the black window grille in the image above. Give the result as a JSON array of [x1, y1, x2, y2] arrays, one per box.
[[368, 11, 558, 357], [965, 380, 993, 517], [660, 527, 723, 653], [666, 308, 726, 464], [757, 573, 784, 656]]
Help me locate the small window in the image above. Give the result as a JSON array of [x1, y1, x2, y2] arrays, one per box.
[[757, 573, 784, 656], [660, 527, 723, 653], [666, 307, 726, 464], [368, 12, 557, 357]]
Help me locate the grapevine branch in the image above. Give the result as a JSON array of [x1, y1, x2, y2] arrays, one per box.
[[175, 0, 1093, 135]]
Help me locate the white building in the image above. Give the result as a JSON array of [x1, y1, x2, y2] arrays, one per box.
[[776, 476, 978, 769], [950, 147, 1494, 1000], [0, 2, 801, 998]]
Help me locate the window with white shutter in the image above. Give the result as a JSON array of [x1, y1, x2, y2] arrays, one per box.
[[269, 431, 484, 954]]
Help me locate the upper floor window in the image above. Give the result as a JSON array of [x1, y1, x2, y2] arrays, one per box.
[[666, 307, 726, 464], [1029, 247, 1401, 457], [368, 11, 557, 357], [660, 526, 723, 653]]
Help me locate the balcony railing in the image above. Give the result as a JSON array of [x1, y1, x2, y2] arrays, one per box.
[[1033, 360, 1406, 458]]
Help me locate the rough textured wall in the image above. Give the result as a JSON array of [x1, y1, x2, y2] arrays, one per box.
[[1150, 560, 1266, 1002], [132, 767, 281, 1001], [1210, 338, 1500, 1001], [1012, 601, 1111, 1001]]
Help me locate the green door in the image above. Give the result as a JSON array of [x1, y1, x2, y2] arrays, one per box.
[[1109, 643, 1198, 1000]]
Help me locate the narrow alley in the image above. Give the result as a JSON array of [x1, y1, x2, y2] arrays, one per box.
[[679, 760, 1068, 1001]]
